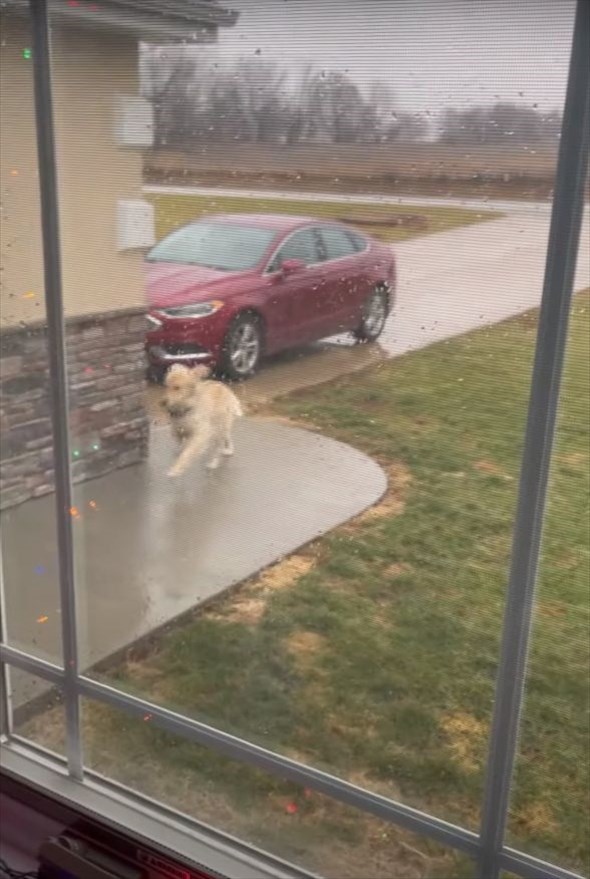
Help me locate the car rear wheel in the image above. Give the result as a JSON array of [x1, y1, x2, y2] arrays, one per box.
[[354, 286, 389, 342], [219, 313, 263, 380]]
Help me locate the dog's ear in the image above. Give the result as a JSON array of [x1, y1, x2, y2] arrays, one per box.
[[191, 365, 211, 381]]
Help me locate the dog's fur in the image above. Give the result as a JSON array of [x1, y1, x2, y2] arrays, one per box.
[[162, 364, 243, 476]]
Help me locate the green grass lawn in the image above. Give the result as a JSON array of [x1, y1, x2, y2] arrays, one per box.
[[23, 294, 589, 878], [148, 192, 499, 244]]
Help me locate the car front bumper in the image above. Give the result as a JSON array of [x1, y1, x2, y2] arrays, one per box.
[[145, 311, 226, 369], [147, 343, 213, 365]]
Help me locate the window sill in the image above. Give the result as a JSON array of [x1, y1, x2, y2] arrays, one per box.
[[0, 740, 316, 879]]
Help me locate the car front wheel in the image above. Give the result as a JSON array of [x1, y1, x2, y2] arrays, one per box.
[[219, 313, 263, 380], [354, 286, 389, 342]]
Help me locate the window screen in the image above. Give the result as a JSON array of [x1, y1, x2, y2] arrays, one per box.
[[0, 2, 588, 879]]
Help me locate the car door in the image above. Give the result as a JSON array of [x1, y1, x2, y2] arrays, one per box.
[[315, 226, 371, 338], [264, 227, 325, 348]]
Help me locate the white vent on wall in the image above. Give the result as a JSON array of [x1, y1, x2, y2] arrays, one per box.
[[116, 199, 155, 251], [114, 95, 154, 148]]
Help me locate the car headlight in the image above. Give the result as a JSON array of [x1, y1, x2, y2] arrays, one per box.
[[160, 300, 224, 319]]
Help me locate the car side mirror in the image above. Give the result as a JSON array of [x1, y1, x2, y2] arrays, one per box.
[[280, 258, 306, 276]]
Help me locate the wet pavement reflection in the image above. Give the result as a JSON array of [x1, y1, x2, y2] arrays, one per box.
[[2, 412, 386, 708]]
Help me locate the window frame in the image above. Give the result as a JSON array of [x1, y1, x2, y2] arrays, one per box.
[[264, 224, 324, 273], [1, 2, 589, 879]]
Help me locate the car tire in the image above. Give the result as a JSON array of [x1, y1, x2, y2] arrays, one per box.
[[219, 313, 263, 381], [354, 286, 389, 342]]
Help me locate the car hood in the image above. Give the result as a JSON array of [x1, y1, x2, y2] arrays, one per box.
[[146, 261, 245, 309]]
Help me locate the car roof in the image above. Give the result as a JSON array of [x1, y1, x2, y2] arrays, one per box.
[[199, 213, 328, 232]]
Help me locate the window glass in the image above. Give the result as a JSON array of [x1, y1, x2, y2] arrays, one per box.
[[269, 228, 319, 270], [78, 697, 466, 879], [7, 671, 65, 759], [1, 0, 586, 876], [319, 227, 357, 260], [347, 230, 368, 252], [506, 289, 590, 876], [0, 8, 60, 665], [147, 221, 277, 270]]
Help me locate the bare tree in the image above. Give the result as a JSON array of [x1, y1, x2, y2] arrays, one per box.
[[141, 48, 430, 148], [142, 47, 206, 148], [302, 70, 369, 143], [383, 110, 428, 143], [231, 59, 290, 143]]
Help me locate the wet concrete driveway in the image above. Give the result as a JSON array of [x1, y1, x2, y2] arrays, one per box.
[[2, 417, 386, 707]]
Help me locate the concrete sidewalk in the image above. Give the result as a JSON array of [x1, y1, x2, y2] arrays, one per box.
[[2, 418, 386, 708]]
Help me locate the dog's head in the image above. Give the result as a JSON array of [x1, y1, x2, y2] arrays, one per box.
[[162, 364, 209, 415]]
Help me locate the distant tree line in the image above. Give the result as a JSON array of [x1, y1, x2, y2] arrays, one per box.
[[438, 103, 561, 145], [142, 49, 561, 150]]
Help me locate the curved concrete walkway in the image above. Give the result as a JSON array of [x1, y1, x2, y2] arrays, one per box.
[[2, 418, 386, 706]]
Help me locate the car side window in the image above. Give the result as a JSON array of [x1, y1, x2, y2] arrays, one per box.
[[318, 228, 358, 261], [268, 229, 320, 272], [347, 231, 368, 252]]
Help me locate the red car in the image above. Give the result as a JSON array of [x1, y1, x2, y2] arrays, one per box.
[[145, 213, 396, 381]]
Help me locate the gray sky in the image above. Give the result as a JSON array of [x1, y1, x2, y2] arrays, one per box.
[[217, 0, 576, 115]]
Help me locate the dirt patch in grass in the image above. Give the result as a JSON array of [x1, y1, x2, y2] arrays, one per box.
[[385, 562, 412, 578], [208, 554, 316, 625], [538, 600, 567, 619], [286, 630, 325, 662], [351, 461, 412, 526], [220, 596, 267, 625], [515, 802, 559, 837], [440, 712, 487, 774], [559, 451, 589, 467], [258, 554, 316, 591], [473, 459, 514, 479]]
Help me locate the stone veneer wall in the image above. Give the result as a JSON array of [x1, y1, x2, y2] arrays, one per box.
[[0, 309, 149, 511]]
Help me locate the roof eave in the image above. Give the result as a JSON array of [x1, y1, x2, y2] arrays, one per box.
[[2, 1, 239, 42]]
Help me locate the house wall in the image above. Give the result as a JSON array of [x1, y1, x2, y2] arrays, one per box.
[[0, 13, 150, 509], [0, 309, 148, 511], [1, 15, 148, 324], [0, 15, 45, 328]]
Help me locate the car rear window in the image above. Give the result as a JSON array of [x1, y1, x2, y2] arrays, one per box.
[[318, 227, 358, 260], [347, 230, 368, 252]]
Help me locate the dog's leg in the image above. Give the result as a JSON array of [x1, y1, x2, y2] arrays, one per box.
[[206, 432, 225, 470], [167, 429, 210, 477], [207, 451, 221, 470], [222, 423, 234, 457]]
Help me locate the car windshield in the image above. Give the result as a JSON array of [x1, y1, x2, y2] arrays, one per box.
[[146, 221, 277, 271]]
